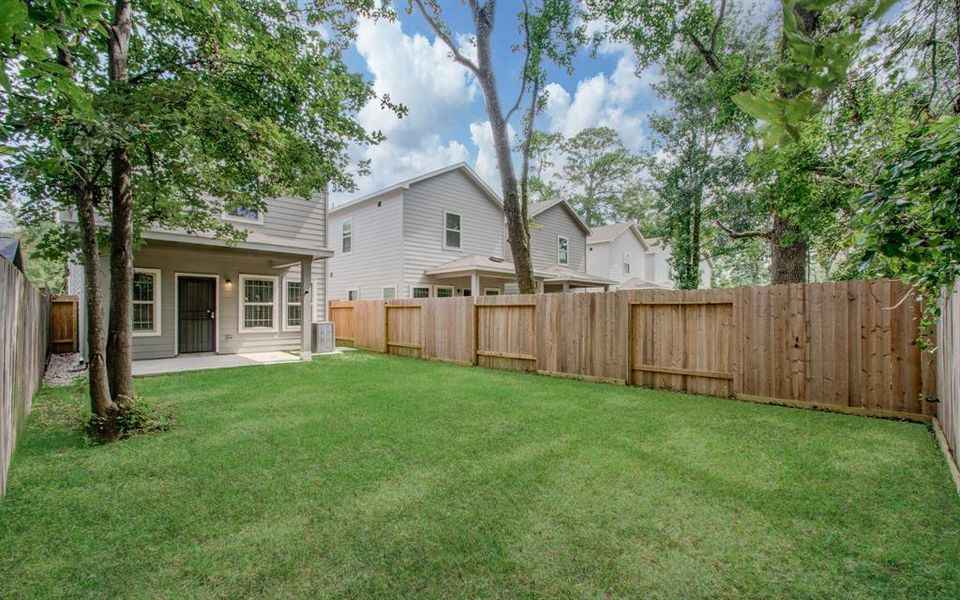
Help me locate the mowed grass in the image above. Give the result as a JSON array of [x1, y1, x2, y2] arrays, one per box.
[[1, 353, 959, 599]]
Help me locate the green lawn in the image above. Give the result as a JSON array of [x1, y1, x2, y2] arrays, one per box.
[[1, 352, 959, 599]]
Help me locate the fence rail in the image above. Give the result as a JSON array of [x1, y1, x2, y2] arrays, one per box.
[[0, 260, 50, 496], [330, 279, 937, 419]]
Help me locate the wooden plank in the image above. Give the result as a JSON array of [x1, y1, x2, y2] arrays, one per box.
[[736, 393, 932, 423], [632, 365, 734, 380], [476, 350, 538, 361], [386, 342, 423, 350]]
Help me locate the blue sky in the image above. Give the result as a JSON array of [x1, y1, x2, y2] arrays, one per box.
[[331, 1, 691, 204]]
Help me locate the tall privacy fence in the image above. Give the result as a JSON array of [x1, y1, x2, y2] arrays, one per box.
[[0, 259, 50, 496], [937, 278, 960, 473], [330, 279, 939, 420]]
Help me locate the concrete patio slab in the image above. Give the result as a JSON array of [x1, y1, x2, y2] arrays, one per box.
[[133, 351, 307, 376]]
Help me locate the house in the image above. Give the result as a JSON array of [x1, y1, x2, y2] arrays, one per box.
[[0, 236, 25, 274], [326, 164, 613, 299], [67, 193, 331, 362], [586, 224, 713, 289]]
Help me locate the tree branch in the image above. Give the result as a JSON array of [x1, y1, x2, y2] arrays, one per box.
[[504, 4, 533, 123], [716, 220, 772, 239], [709, 0, 726, 54], [687, 33, 722, 73], [410, 0, 482, 77]]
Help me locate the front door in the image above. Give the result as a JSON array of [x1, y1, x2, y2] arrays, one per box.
[[178, 277, 216, 353]]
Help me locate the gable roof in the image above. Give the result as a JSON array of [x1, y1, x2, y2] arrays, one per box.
[[330, 163, 503, 215], [587, 222, 650, 251], [528, 199, 591, 235], [0, 236, 24, 273]]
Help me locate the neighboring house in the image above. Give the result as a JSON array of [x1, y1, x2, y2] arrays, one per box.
[[586, 224, 713, 289], [66, 193, 331, 362], [0, 236, 25, 274], [327, 164, 613, 300]]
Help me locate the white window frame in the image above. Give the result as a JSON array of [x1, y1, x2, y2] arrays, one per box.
[[282, 277, 304, 331], [132, 268, 162, 337], [623, 251, 631, 275], [382, 286, 397, 300], [341, 218, 353, 255], [222, 206, 264, 225], [483, 288, 500, 296], [238, 274, 279, 332], [434, 285, 455, 298], [557, 236, 569, 265], [411, 286, 431, 299], [347, 289, 359, 301], [443, 211, 462, 250]]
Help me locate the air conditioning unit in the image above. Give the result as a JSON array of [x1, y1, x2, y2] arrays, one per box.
[[312, 321, 336, 353]]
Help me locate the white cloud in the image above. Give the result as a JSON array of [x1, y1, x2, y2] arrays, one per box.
[[468, 120, 515, 190], [542, 53, 661, 151], [333, 17, 480, 203]]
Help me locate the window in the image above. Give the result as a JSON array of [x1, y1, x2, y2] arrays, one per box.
[[382, 287, 396, 300], [623, 251, 631, 274], [347, 289, 359, 301], [483, 288, 500, 296], [224, 206, 262, 223], [341, 218, 353, 255], [435, 286, 454, 298], [284, 280, 302, 329], [444, 211, 461, 249], [132, 268, 160, 336], [558, 236, 569, 265], [412, 286, 431, 298], [239, 275, 277, 331]]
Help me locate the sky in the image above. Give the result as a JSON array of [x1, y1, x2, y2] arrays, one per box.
[[331, 1, 777, 205]]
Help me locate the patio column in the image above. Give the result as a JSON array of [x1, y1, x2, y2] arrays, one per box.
[[536, 280, 544, 293], [471, 272, 480, 298], [562, 282, 570, 292], [300, 257, 313, 361]]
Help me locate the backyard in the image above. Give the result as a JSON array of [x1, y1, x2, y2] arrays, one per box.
[[1, 352, 958, 599]]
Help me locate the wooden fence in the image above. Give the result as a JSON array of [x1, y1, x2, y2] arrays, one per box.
[[50, 295, 79, 354], [0, 260, 50, 496], [937, 278, 960, 473], [330, 279, 937, 419]]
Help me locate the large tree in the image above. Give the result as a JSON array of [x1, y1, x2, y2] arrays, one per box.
[[4, 0, 392, 437], [411, 0, 581, 294]]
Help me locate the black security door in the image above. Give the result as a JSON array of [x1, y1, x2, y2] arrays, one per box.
[[178, 277, 216, 353]]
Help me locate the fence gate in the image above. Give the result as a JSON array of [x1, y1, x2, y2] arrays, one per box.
[[474, 300, 538, 372], [385, 303, 422, 358], [50, 295, 79, 354], [628, 299, 735, 397]]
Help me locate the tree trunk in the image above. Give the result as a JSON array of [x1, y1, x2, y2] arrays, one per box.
[[473, 3, 536, 294], [769, 214, 807, 284], [105, 0, 135, 401], [76, 185, 118, 437]]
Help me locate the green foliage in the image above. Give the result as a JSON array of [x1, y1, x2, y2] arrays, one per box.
[[3, 1, 395, 263], [86, 396, 175, 442], [855, 115, 960, 315]]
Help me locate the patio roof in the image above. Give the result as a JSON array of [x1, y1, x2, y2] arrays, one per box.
[[539, 265, 618, 287], [425, 255, 553, 279], [143, 229, 333, 259], [619, 276, 673, 290]]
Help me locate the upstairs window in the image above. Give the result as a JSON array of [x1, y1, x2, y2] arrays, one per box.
[[623, 251, 631, 274], [132, 268, 160, 336], [444, 212, 461, 249], [225, 206, 262, 223], [558, 236, 569, 265], [341, 218, 353, 254]]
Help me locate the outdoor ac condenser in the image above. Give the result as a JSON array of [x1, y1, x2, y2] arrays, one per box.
[[312, 321, 336, 354]]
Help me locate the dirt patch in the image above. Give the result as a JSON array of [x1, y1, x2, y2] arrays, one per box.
[[44, 353, 87, 386]]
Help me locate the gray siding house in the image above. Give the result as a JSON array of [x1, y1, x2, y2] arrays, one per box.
[[327, 164, 613, 300], [67, 193, 331, 362]]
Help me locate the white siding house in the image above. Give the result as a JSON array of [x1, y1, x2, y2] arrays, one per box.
[[327, 164, 614, 299], [586, 224, 713, 289]]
